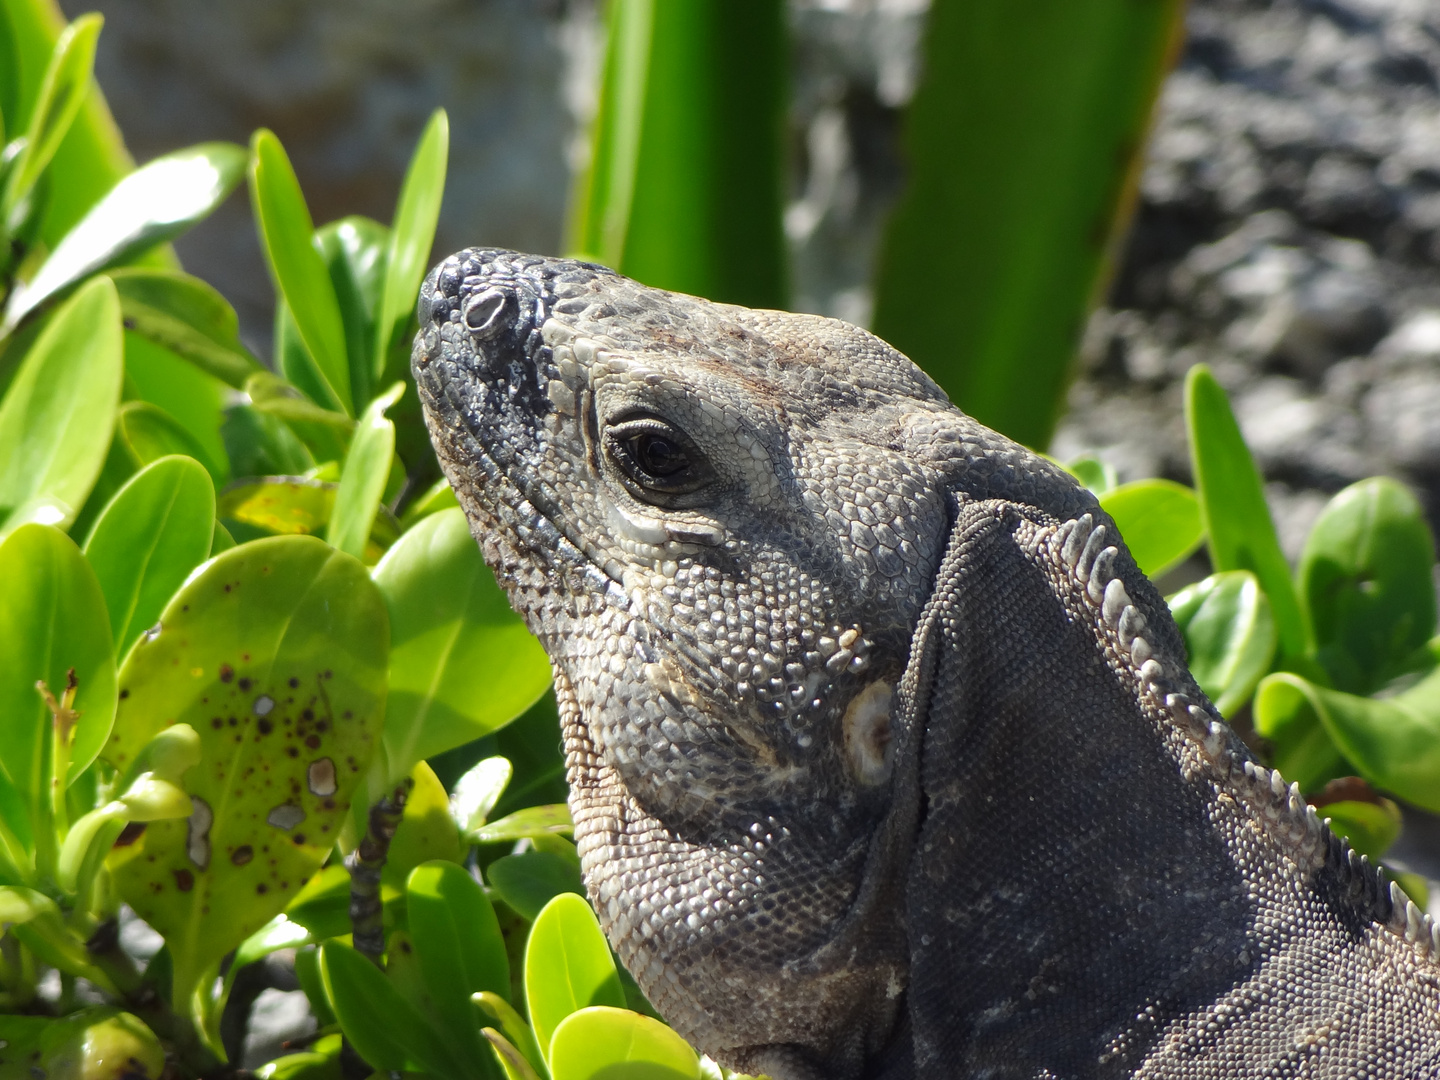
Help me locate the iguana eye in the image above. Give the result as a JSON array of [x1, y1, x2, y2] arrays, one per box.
[[606, 417, 713, 497]]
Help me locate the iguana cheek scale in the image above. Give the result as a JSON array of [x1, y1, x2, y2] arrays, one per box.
[[414, 248, 1440, 1080]]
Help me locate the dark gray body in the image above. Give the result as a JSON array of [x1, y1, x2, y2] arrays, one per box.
[[413, 248, 1440, 1079]]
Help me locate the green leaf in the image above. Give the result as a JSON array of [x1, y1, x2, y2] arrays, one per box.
[[327, 382, 401, 561], [374, 509, 551, 784], [1298, 477, 1437, 694], [1255, 668, 1440, 810], [115, 400, 223, 481], [470, 805, 572, 846], [1064, 456, 1117, 498], [123, 329, 230, 482], [1167, 571, 1277, 717], [2, 142, 246, 331], [1253, 673, 1348, 793], [0, 524, 115, 873], [0, 13, 100, 232], [283, 863, 351, 941], [0, 275, 122, 535], [524, 893, 626, 1067], [1099, 479, 1203, 579], [408, 860, 511, 1066], [1320, 798, 1401, 860], [450, 756, 513, 835], [869, 0, 1185, 449], [567, 0, 786, 309], [249, 129, 350, 414], [377, 108, 448, 380], [483, 1027, 544, 1080], [317, 215, 389, 413], [105, 536, 387, 1009], [491, 851, 584, 924], [474, 992, 547, 1080], [319, 940, 463, 1077], [398, 477, 459, 530], [218, 476, 334, 536], [0, 2, 18, 142], [34, 1006, 166, 1080], [82, 455, 215, 658], [382, 761, 464, 891], [1185, 365, 1305, 659], [220, 405, 315, 481], [549, 1007, 699, 1080], [110, 267, 263, 390]]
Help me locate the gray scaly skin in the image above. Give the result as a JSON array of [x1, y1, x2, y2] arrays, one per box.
[[413, 248, 1440, 1079]]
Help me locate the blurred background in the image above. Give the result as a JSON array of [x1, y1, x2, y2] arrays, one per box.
[[63, 0, 1440, 560]]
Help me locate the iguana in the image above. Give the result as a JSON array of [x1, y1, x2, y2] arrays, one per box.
[[413, 248, 1440, 1079]]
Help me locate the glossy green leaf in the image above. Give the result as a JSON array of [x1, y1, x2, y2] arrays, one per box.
[[254, 1049, 342, 1080], [1253, 673, 1348, 793], [492, 850, 584, 924], [105, 536, 387, 1009], [524, 893, 626, 1066], [870, 0, 1184, 449], [568, 0, 786, 309], [0, 14, 99, 232], [0, 2, 18, 141], [1100, 479, 1203, 579], [317, 215, 389, 413], [244, 370, 355, 442], [123, 330, 229, 482], [220, 405, 315, 480], [0, 524, 115, 868], [327, 382, 401, 561], [0, 275, 122, 535], [1298, 477, 1437, 694], [374, 508, 551, 783], [319, 940, 461, 1077], [283, 863, 351, 941], [1255, 668, 1440, 810], [1064, 456, 1117, 498], [399, 476, 459, 530], [1185, 365, 1305, 659], [483, 1027, 543, 1080], [1167, 571, 1277, 717], [82, 455, 215, 658], [110, 267, 263, 389], [1319, 798, 1401, 860], [34, 1006, 166, 1080], [382, 760, 463, 892], [2, 0, 137, 251], [115, 400, 221, 479], [3, 142, 246, 331], [550, 1007, 699, 1080], [450, 756, 513, 835], [249, 129, 350, 414], [408, 860, 511, 1065], [474, 992, 546, 1080], [377, 108, 448, 379], [219, 476, 334, 536], [470, 805, 573, 846]]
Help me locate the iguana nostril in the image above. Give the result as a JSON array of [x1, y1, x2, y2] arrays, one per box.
[[463, 288, 513, 339]]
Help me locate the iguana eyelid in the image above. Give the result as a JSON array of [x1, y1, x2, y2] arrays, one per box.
[[604, 413, 715, 499]]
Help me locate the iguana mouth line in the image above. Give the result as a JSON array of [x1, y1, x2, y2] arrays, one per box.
[[438, 373, 629, 603]]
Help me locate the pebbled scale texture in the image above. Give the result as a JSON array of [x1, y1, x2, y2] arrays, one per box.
[[414, 248, 1440, 1080]]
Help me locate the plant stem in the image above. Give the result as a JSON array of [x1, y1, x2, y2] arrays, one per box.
[[346, 779, 411, 964]]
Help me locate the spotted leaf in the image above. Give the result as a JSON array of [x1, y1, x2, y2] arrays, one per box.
[[105, 535, 387, 1010]]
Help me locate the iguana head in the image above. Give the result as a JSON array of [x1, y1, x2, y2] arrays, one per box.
[[412, 248, 1074, 1074]]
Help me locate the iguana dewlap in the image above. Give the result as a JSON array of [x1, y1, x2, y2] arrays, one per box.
[[413, 248, 1440, 1080]]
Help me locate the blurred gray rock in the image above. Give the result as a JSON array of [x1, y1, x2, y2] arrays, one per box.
[[1059, 0, 1440, 549]]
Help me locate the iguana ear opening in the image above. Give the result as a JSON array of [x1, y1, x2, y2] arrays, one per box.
[[843, 680, 895, 786]]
